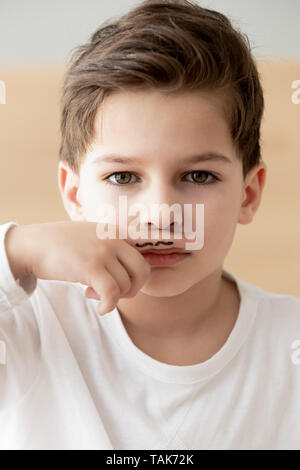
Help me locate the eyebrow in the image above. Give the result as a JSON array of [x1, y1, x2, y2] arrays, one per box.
[[91, 151, 232, 165]]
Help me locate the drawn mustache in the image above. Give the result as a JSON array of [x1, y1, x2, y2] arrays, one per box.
[[135, 241, 173, 248]]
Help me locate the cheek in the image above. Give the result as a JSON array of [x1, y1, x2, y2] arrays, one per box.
[[201, 193, 241, 258], [80, 186, 115, 221]]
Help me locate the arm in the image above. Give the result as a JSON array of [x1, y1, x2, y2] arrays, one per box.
[[0, 222, 40, 412], [0, 223, 37, 313]]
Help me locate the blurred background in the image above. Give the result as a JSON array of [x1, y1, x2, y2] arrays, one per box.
[[0, 0, 299, 296]]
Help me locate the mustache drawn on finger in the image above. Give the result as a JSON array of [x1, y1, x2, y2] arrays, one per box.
[[135, 241, 173, 248]]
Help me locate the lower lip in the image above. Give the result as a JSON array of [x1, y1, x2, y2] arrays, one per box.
[[141, 252, 190, 266]]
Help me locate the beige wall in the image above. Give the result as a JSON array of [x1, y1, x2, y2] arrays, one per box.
[[0, 61, 299, 297]]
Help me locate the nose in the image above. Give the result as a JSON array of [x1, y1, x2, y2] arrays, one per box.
[[139, 209, 181, 238], [133, 217, 196, 248], [125, 182, 196, 245]]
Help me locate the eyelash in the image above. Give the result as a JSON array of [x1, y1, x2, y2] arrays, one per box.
[[103, 171, 220, 187]]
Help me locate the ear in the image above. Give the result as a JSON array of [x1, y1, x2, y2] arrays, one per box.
[[238, 161, 267, 225], [57, 161, 85, 221]]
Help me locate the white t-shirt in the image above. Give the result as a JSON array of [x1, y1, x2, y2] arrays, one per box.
[[1, 221, 300, 450]]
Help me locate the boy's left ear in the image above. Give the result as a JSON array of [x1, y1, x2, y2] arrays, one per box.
[[238, 161, 267, 225], [57, 161, 85, 221]]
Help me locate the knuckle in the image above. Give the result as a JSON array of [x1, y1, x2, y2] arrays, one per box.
[[128, 280, 141, 297], [103, 294, 117, 312], [125, 289, 137, 298], [122, 278, 132, 294], [106, 283, 120, 300]]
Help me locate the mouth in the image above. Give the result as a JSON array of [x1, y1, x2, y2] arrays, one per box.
[[140, 248, 191, 267]]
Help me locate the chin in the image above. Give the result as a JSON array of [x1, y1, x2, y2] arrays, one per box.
[[140, 278, 193, 298]]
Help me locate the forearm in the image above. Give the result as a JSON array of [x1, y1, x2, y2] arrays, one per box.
[[4, 225, 33, 281]]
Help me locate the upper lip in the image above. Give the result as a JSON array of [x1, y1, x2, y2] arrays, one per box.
[[140, 247, 190, 254]]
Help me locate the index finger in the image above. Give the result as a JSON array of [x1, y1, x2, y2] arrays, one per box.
[[95, 220, 198, 251]]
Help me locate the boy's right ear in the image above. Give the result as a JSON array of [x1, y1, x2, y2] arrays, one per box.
[[57, 161, 85, 221]]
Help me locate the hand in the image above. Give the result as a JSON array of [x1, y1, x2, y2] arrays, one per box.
[[5, 221, 151, 315]]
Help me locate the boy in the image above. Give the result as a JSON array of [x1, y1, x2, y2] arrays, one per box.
[[1, 0, 300, 450]]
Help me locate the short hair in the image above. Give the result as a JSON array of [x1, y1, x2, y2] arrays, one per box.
[[59, 0, 264, 178]]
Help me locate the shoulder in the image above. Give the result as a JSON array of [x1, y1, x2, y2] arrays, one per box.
[[231, 276, 300, 371], [248, 281, 300, 316], [237, 276, 300, 332], [223, 270, 300, 316]]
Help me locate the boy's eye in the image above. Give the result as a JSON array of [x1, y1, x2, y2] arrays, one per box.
[[184, 171, 219, 184], [105, 172, 134, 185], [103, 171, 219, 186]]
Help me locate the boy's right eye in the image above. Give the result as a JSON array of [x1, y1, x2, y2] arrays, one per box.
[[103, 172, 139, 186]]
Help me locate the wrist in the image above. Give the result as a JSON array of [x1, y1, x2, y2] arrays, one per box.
[[5, 225, 32, 281]]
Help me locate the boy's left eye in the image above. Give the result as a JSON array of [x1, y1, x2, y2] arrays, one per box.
[[103, 171, 220, 186]]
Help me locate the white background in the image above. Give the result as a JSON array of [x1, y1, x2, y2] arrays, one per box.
[[0, 0, 299, 65]]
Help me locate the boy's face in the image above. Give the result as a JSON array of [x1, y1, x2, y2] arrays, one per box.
[[58, 89, 266, 297]]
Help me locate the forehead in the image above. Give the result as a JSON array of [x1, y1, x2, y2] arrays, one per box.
[[96, 89, 228, 132], [86, 89, 237, 165]]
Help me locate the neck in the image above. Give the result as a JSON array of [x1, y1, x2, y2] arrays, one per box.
[[116, 266, 227, 340]]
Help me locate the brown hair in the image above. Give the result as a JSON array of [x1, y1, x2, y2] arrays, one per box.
[[59, 0, 264, 178]]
